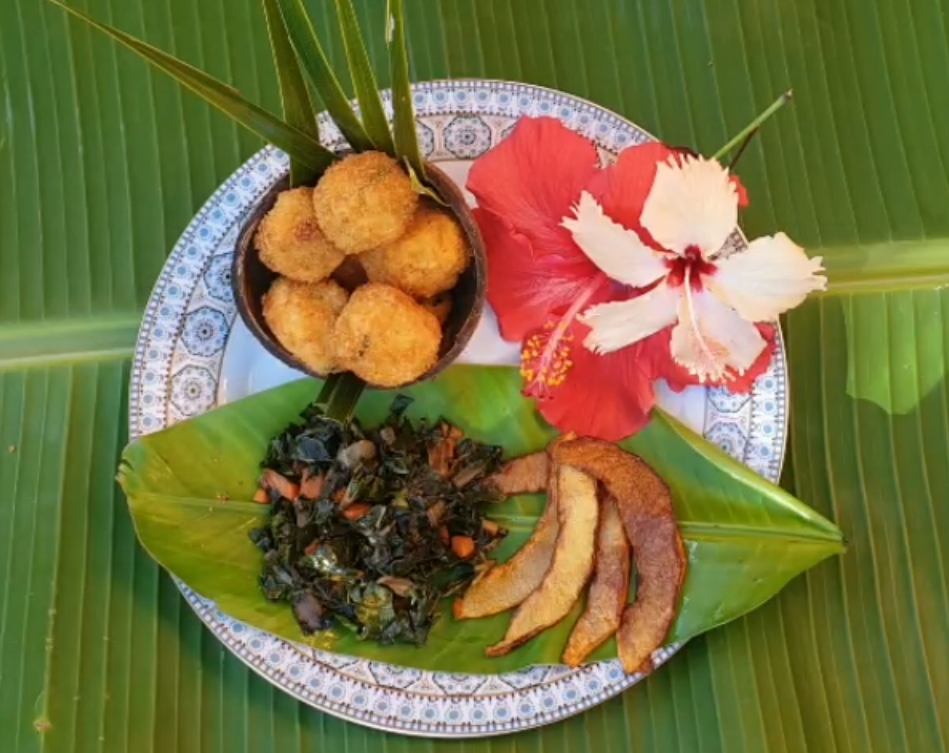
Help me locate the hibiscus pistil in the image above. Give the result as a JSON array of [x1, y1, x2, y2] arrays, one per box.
[[665, 245, 716, 290], [520, 274, 608, 399]]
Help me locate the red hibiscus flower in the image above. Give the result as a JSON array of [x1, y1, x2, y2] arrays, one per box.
[[467, 118, 822, 441]]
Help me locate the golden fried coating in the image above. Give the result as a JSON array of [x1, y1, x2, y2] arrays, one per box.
[[263, 278, 348, 375], [333, 283, 442, 387], [255, 187, 345, 282], [359, 205, 470, 298], [313, 152, 419, 255]]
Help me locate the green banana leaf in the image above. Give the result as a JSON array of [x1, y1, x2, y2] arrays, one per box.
[[117, 366, 843, 673], [5, 0, 949, 750]]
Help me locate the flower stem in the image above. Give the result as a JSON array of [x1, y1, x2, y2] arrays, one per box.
[[711, 90, 792, 163], [727, 127, 758, 170]]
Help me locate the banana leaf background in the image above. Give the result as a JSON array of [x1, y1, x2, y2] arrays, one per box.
[[1, 0, 947, 751]]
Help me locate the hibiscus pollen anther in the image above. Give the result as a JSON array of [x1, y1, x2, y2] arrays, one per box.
[[519, 275, 607, 400], [520, 329, 574, 397]]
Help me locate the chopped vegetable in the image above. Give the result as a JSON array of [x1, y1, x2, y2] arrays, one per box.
[[342, 502, 372, 521], [450, 536, 476, 560], [249, 396, 506, 646]]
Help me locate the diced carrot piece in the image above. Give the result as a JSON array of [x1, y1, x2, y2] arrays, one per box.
[[299, 470, 325, 500], [451, 536, 476, 560], [481, 519, 501, 536], [252, 488, 270, 504], [342, 503, 372, 521], [261, 469, 300, 501]]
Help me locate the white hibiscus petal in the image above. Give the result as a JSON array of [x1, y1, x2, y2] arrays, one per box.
[[561, 191, 668, 287], [641, 156, 738, 256], [706, 233, 826, 321], [580, 281, 680, 354], [670, 287, 766, 382]]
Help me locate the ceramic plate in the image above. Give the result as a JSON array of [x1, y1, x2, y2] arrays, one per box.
[[129, 80, 789, 738]]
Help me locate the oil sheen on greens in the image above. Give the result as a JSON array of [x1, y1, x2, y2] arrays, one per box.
[[249, 397, 506, 647]]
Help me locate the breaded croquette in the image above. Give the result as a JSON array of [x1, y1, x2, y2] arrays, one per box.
[[263, 278, 348, 375], [359, 204, 470, 298], [333, 283, 441, 387], [255, 187, 345, 282], [312, 152, 419, 255]]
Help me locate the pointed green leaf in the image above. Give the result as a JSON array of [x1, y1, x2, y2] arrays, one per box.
[[45, 0, 335, 173], [316, 371, 366, 421], [334, 0, 395, 154], [387, 0, 424, 178], [118, 366, 843, 673], [261, 0, 322, 186], [404, 159, 447, 206], [274, 0, 374, 152]]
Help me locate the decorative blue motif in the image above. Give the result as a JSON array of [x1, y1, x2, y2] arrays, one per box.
[[181, 306, 228, 357]]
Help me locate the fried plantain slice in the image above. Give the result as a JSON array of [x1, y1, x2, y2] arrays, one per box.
[[485, 465, 598, 657], [561, 492, 631, 667], [552, 438, 686, 675], [485, 452, 549, 497], [454, 453, 560, 620]]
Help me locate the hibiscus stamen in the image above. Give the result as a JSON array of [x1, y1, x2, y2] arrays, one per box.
[[521, 274, 608, 399], [678, 268, 731, 383]]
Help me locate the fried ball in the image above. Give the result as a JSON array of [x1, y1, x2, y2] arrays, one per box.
[[359, 205, 470, 298], [255, 187, 345, 282], [263, 278, 348, 375], [333, 283, 442, 387], [312, 152, 419, 255]]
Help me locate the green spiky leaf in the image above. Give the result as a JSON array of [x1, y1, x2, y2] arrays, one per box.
[[46, 0, 335, 173], [261, 0, 323, 185], [274, 0, 374, 153], [387, 0, 424, 178], [334, 0, 395, 154]]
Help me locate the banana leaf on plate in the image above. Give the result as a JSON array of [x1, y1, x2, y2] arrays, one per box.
[[118, 365, 843, 674]]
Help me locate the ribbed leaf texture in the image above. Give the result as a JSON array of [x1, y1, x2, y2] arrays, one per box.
[[1, 0, 947, 751]]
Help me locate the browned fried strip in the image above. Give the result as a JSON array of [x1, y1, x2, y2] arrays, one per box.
[[552, 439, 686, 675], [561, 493, 631, 667], [454, 454, 560, 620], [485, 465, 598, 657], [486, 452, 549, 496]]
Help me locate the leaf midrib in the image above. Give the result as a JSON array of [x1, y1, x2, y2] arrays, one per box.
[[2, 236, 947, 368], [131, 492, 846, 547], [0, 313, 139, 370], [820, 238, 949, 293]]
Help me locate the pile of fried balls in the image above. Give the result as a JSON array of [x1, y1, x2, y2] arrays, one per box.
[[256, 151, 470, 387]]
